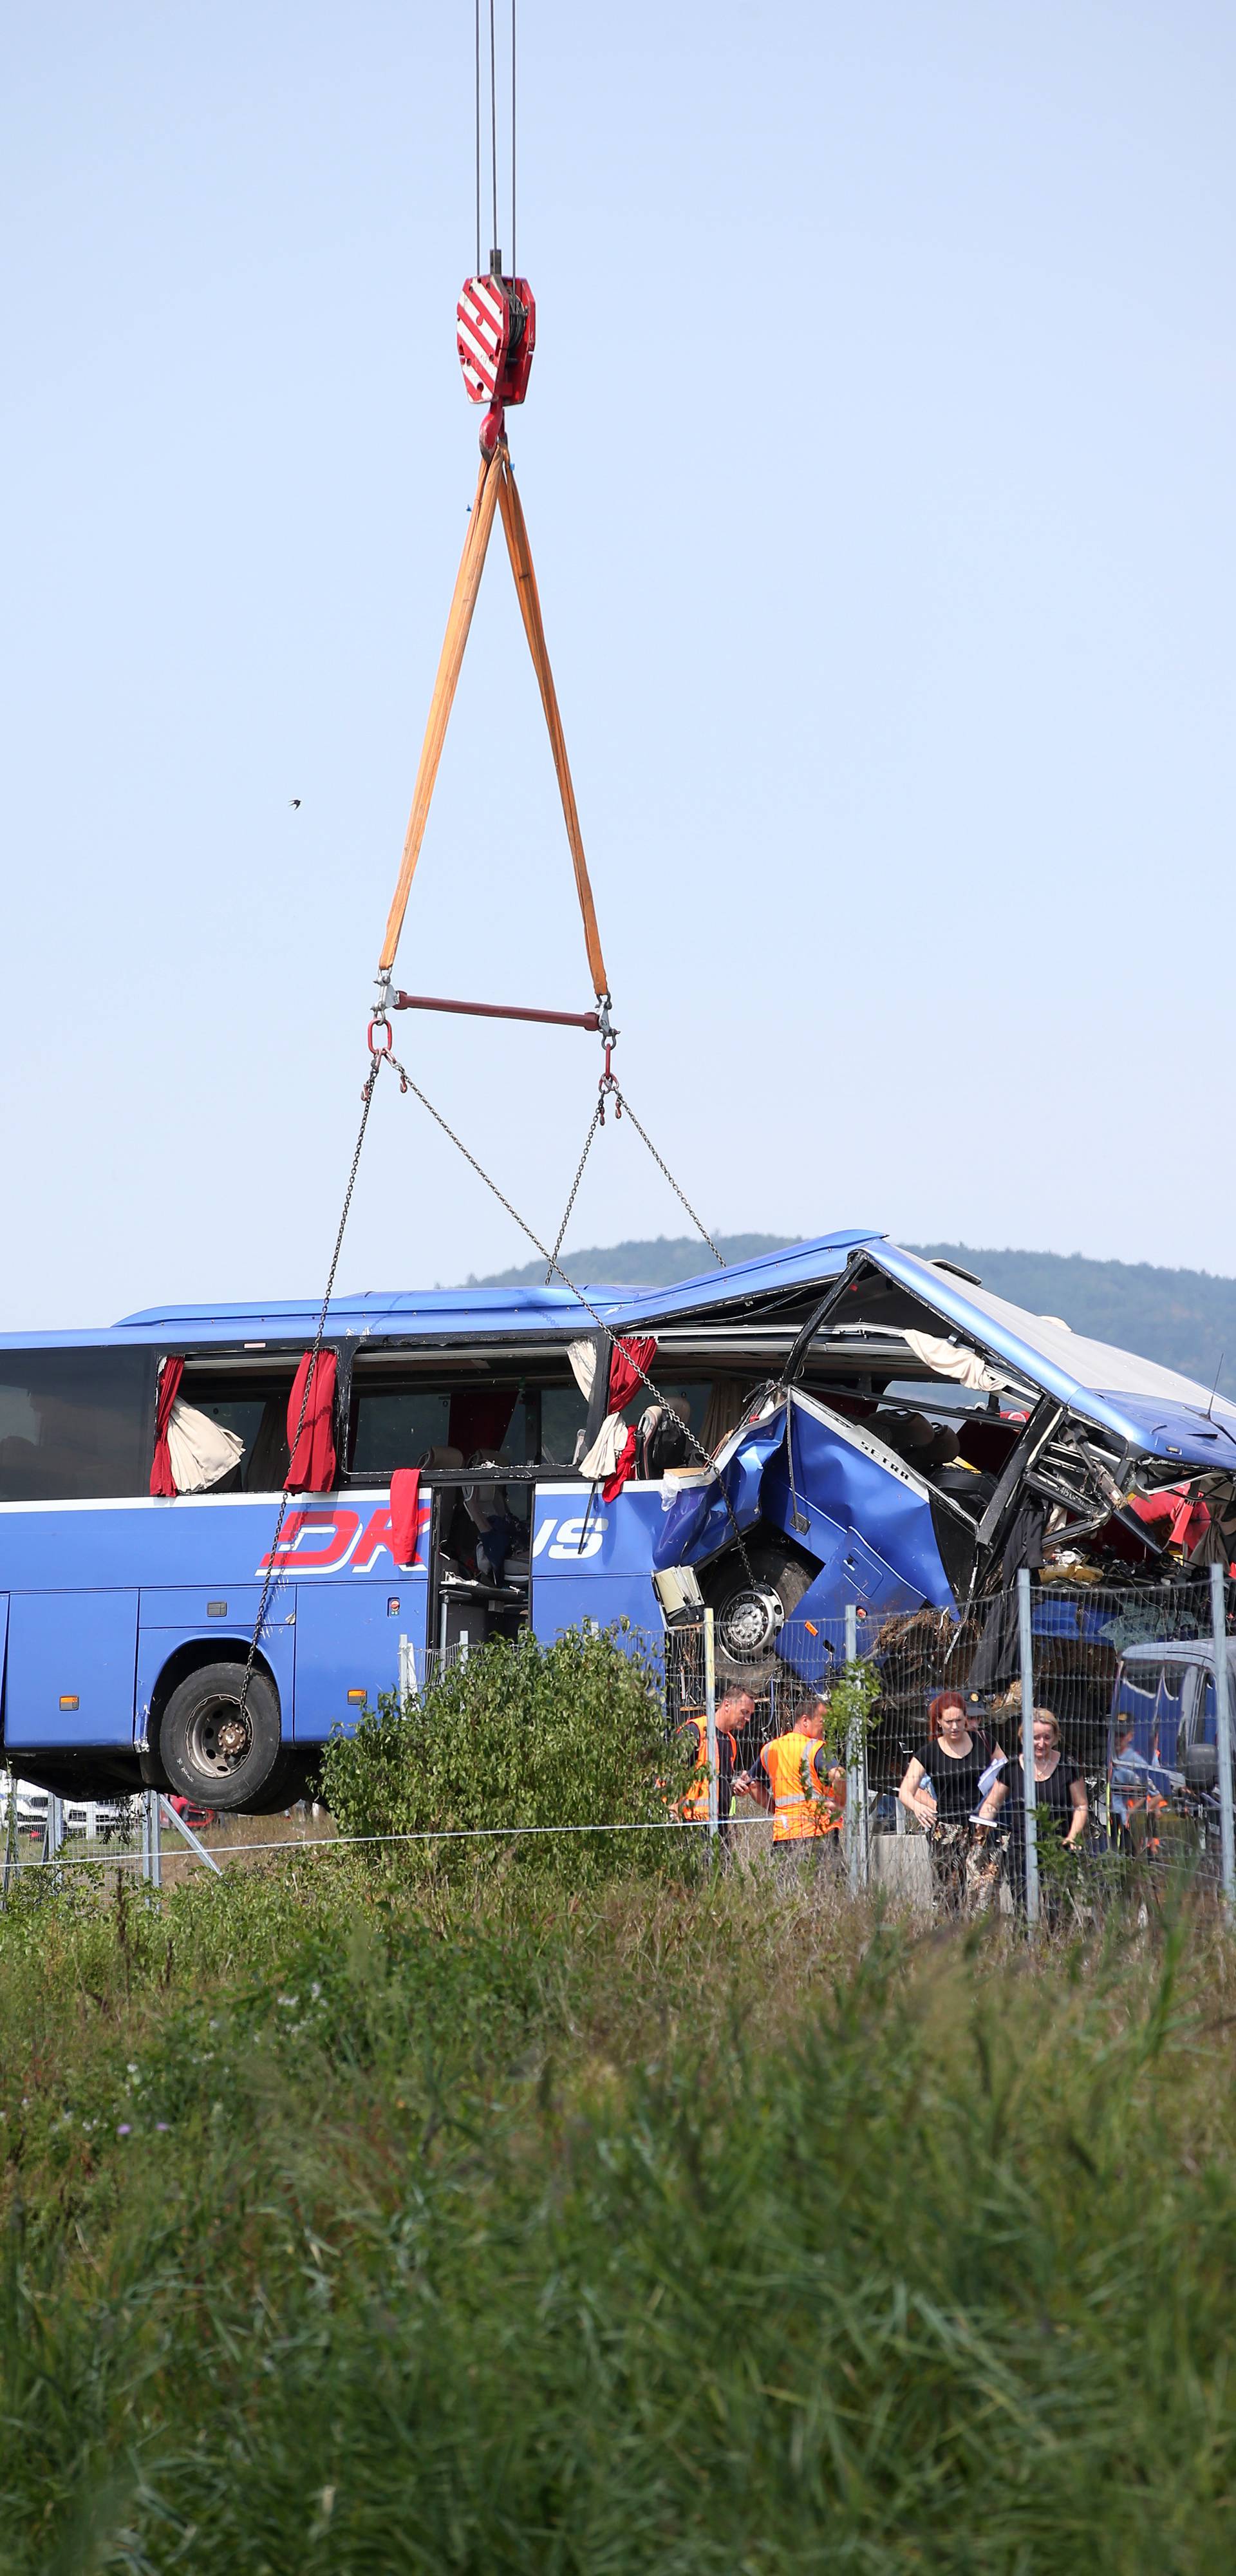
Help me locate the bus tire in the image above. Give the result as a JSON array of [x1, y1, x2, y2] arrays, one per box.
[[158, 1662, 283, 1812], [701, 1541, 815, 1685]]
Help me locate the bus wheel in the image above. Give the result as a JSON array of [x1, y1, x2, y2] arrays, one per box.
[[702, 1544, 814, 1685], [158, 1662, 282, 1812]]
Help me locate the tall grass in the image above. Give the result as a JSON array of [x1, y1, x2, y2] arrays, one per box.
[[0, 1851, 1235, 2570]]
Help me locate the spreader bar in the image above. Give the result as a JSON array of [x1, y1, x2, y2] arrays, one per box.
[[393, 990, 601, 1033]]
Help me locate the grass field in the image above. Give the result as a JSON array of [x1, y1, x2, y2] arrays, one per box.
[[2, 1851, 1235, 2573]]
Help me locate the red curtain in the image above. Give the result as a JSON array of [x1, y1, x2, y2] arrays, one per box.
[[602, 1426, 639, 1504], [389, 1467, 422, 1566], [607, 1337, 657, 1413], [448, 1388, 517, 1458], [149, 1355, 185, 1497], [599, 1338, 657, 1501], [1127, 1485, 1210, 1553], [285, 1350, 339, 1493]]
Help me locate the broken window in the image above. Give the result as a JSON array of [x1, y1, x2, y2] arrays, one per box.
[[178, 1365, 296, 1491]]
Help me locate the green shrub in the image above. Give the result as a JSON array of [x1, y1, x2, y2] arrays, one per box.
[[318, 1624, 695, 1890]]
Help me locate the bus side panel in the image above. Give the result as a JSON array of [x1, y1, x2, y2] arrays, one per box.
[[136, 1590, 297, 1750], [5, 1591, 138, 1748], [294, 1580, 420, 1738], [531, 1483, 664, 1644]]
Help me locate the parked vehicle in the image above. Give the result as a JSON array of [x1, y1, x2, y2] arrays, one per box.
[[1110, 1638, 1236, 1796], [1, 1235, 1233, 1810], [0, 1778, 136, 1840]]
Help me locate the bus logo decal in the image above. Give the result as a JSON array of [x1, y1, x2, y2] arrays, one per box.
[[258, 1510, 361, 1574], [256, 1502, 431, 1577], [535, 1512, 608, 1562]]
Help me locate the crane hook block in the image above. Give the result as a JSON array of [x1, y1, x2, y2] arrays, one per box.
[[457, 274, 536, 416]]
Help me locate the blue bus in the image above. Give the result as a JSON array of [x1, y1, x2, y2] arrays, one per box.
[[2, 1233, 1230, 1809]]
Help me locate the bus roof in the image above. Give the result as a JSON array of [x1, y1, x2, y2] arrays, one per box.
[[0, 1231, 880, 1352], [0, 1281, 642, 1352]]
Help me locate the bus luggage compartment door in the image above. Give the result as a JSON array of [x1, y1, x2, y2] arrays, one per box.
[[292, 1581, 415, 1740], [5, 1589, 138, 1748]]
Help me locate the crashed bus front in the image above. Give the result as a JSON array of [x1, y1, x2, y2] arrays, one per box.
[[590, 1239, 1236, 1683]]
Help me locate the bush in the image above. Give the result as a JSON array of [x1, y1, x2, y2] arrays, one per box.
[[318, 1624, 695, 1889]]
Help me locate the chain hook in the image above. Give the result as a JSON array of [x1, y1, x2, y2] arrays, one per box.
[[596, 995, 621, 1123]]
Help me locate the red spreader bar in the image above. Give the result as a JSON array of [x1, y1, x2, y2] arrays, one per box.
[[393, 991, 601, 1034]]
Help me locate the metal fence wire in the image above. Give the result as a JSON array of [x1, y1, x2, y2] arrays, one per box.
[[5, 1573, 1235, 1922]]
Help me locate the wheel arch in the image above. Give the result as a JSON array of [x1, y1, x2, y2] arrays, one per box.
[[141, 1637, 281, 1786]]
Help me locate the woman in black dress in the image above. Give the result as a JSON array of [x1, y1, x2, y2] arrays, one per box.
[[897, 1690, 1004, 1916], [978, 1707, 1087, 1918]]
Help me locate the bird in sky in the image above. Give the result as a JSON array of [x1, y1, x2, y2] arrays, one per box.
[[288, 797, 301, 810]]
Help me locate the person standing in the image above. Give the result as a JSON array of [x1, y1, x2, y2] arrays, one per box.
[[978, 1707, 1087, 1918], [738, 1697, 845, 1888], [675, 1687, 755, 1852], [897, 1690, 1004, 1917]]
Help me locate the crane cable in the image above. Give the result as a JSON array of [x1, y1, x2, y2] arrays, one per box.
[[379, 1043, 753, 1575]]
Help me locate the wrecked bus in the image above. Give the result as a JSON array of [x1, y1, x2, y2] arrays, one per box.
[[1, 1232, 1233, 1808]]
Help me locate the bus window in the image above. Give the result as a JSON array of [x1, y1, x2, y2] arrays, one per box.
[[1111, 1660, 1160, 1757], [0, 1349, 153, 1501], [178, 1371, 292, 1491], [350, 1378, 583, 1475], [1198, 1674, 1217, 1748], [1156, 1663, 1190, 1766], [350, 1387, 458, 1475], [540, 1385, 589, 1465]]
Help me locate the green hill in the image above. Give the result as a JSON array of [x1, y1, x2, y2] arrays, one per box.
[[469, 1234, 1236, 1394]]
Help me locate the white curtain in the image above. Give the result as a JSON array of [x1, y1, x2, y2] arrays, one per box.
[[166, 1400, 245, 1495], [903, 1330, 1005, 1393], [566, 1338, 597, 1401], [578, 1414, 630, 1484]]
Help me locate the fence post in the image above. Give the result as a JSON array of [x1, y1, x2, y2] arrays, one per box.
[[1, 1771, 15, 1900], [158, 1796, 223, 1877], [1210, 1564, 1235, 1915], [844, 1603, 868, 1893], [141, 1789, 162, 1888], [1017, 1568, 1040, 1928], [703, 1607, 719, 1844], [42, 1795, 64, 1867]]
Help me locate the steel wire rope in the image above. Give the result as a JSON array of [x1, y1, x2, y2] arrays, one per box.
[[236, 1055, 383, 1732], [5, 1812, 781, 1873], [379, 1047, 754, 1580], [510, 0, 517, 278], [489, 0, 498, 256], [544, 1095, 603, 1284], [606, 1083, 724, 1267], [474, 0, 482, 274]]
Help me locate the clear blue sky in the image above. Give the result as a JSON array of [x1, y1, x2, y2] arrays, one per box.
[[3, 1, 1233, 1329]]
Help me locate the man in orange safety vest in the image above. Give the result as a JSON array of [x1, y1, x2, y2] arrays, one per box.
[[739, 1696, 846, 1883], [674, 1687, 756, 1850]]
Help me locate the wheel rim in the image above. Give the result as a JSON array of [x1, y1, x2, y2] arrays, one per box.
[[716, 1584, 784, 1663], [185, 1696, 252, 1781]]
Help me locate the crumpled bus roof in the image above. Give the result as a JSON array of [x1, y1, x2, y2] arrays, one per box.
[[606, 1233, 1236, 1468], [865, 1242, 1236, 1465]]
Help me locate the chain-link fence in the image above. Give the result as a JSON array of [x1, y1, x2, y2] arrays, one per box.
[[7, 1572, 1235, 1923], [650, 1566, 1236, 1926]]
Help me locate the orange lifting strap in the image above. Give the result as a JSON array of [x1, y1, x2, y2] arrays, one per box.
[[378, 444, 610, 1001]]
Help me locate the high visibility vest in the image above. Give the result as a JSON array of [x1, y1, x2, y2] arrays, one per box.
[[679, 1715, 716, 1822], [760, 1731, 843, 1842]]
